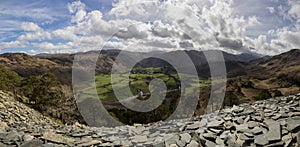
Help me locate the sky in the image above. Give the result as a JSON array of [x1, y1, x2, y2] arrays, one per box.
[[0, 0, 299, 55]]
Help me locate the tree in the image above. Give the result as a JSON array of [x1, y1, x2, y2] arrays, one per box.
[[0, 64, 22, 93]]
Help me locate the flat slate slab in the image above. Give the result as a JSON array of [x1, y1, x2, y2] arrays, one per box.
[[286, 119, 300, 132], [255, 135, 268, 145], [266, 121, 281, 142]]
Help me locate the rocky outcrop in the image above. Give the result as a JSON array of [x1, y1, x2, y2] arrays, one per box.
[[0, 90, 300, 146]]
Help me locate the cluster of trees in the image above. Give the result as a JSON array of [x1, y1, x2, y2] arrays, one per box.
[[0, 64, 22, 93], [108, 92, 179, 124], [109, 104, 172, 125], [0, 64, 64, 114], [19, 73, 63, 111]]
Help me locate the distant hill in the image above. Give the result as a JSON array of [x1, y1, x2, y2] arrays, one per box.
[[0, 49, 297, 83], [118, 50, 261, 78], [226, 49, 300, 103], [246, 49, 300, 80]]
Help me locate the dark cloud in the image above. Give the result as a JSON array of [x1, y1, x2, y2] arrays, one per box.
[[216, 37, 244, 50], [179, 41, 194, 48]]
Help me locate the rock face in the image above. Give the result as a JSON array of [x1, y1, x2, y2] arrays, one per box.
[[0, 90, 300, 146]]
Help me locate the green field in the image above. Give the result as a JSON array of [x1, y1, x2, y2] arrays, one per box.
[[80, 68, 211, 101]]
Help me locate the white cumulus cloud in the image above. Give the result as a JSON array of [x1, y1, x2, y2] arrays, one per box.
[[1, 0, 300, 55], [21, 22, 43, 32]]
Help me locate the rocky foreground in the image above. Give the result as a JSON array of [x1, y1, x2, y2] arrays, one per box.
[[0, 91, 300, 147]]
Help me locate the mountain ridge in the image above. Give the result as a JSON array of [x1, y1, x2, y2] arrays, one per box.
[[0, 49, 263, 83]]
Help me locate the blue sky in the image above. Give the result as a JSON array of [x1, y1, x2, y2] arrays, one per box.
[[0, 0, 299, 55], [0, 0, 112, 41]]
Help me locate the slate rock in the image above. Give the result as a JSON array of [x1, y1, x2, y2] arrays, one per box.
[[41, 131, 74, 144], [266, 121, 281, 142], [4, 130, 20, 142], [186, 121, 206, 130], [79, 140, 102, 147], [168, 144, 178, 147], [265, 141, 284, 147], [239, 134, 253, 141], [41, 143, 57, 147], [202, 132, 216, 141], [215, 136, 225, 146], [22, 134, 34, 142], [231, 105, 244, 113], [244, 132, 254, 138], [179, 133, 191, 144], [219, 131, 229, 140], [131, 126, 146, 135], [20, 139, 44, 147], [286, 119, 300, 132], [235, 124, 249, 133], [71, 132, 90, 137], [131, 135, 148, 143], [205, 140, 216, 147], [208, 128, 223, 134], [164, 135, 180, 147], [0, 122, 8, 130], [254, 135, 268, 146], [186, 140, 199, 147], [247, 121, 259, 129], [297, 131, 300, 145], [282, 133, 293, 147], [0, 142, 7, 147], [207, 120, 224, 128], [252, 127, 263, 135]]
